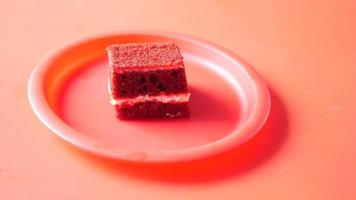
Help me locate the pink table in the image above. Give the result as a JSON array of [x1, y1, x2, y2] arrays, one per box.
[[1, 0, 355, 199]]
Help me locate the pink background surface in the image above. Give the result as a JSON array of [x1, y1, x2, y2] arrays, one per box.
[[1, 0, 356, 199]]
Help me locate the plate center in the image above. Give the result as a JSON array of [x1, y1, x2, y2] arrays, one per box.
[[56, 55, 241, 151]]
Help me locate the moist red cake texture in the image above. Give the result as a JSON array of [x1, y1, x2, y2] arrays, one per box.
[[107, 42, 190, 119]]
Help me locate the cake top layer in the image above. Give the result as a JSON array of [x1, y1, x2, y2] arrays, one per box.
[[107, 42, 183, 68]]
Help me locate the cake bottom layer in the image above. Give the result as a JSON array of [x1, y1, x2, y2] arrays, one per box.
[[115, 101, 190, 119]]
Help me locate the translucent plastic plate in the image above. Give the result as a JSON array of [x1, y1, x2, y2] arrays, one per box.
[[28, 32, 270, 163]]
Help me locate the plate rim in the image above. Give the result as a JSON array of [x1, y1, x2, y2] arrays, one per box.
[[28, 31, 271, 163]]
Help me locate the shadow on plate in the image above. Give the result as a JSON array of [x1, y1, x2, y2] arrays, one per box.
[[124, 86, 239, 123], [66, 87, 288, 184]]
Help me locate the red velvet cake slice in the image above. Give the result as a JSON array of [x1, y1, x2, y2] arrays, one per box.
[[107, 42, 190, 119]]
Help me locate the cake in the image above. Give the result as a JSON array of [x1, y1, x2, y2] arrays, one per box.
[[107, 42, 190, 119]]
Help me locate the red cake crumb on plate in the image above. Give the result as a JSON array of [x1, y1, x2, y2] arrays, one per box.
[[107, 42, 190, 119]]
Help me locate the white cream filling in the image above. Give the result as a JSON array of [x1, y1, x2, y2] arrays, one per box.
[[113, 65, 184, 73], [108, 80, 190, 106], [110, 93, 190, 106]]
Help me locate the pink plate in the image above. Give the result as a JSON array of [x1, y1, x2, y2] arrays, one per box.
[[28, 32, 270, 163]]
